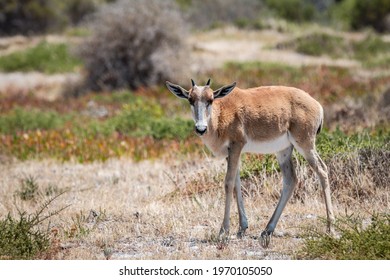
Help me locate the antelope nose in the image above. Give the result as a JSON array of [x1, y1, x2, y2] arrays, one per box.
[[195, 125, 207, 135]]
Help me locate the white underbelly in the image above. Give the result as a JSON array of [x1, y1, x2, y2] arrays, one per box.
[[242, 134, 291, 154]]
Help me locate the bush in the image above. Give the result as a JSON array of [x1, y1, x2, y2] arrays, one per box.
[[64, 0, 98, 25], [350, 0, 390, 32], [352, 34, 390, 61], [0, 213, 50, 259], [76, 0, 188, 91], [282, 32, 347, 58], [0, 107, 66, 134], [265, 0, 317, 22], [0, 0, 108, 36], [184, 0, 262, 30], [0, 194, 66, 260], [0, 0, 67, 36], [331, 0, 390, 32]]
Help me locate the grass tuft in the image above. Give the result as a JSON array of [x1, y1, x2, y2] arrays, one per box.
[[16, 175, 40, 201], [299, 213, 390, 260]]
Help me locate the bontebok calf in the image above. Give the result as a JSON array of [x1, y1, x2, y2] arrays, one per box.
[[166, 79, 335, 247]]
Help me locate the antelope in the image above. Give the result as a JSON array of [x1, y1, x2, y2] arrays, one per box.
[[166, 79, 335, 247]]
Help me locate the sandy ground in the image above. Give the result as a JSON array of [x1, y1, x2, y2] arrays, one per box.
[[189, 27, 359, 73]]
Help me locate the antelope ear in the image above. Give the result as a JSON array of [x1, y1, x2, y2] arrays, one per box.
[[166, 81, 189, 99], [213, 82, 236, 99]]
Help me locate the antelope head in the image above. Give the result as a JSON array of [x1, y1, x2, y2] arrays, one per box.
[[166, 79, 236, 135]]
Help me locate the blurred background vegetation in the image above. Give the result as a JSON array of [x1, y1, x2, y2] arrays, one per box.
[[0, 0, 389, 159], [0, 0, 389, 260], [2, 0, 390, 36]]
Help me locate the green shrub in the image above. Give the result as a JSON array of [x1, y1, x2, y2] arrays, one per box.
[[350, 0, 390, 32], [265, 0, 317, 22], [0, 194, 66, 260], [330, 0, 356, 30], [0, 41, 81, 73], [293, 32, 347, 58], [352, 34, 390, 62], [108, 98, 163, 136], [331, 0, 390, 32], [0, 107, 66, 134], [0, 213, 50, 259], [150, 118, 193, 140], [107, 98, 193, 140], [299, 213, 390, 259], [316, 128, 390, 160]]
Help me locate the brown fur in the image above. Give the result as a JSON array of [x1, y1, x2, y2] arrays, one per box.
[[203, 86, 323, 156]]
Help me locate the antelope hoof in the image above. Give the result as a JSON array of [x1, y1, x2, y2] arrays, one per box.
[[219, 227, 229, 237], [327, 222, 337, 236], [218, 229, 230, 244], [260, 230, 272, 248], [237, 226, 247, 239]]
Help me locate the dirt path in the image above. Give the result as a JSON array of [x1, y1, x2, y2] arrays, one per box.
[[189, 27, 360, 72], [0, 34, 79, 56], [0, 72, 80, 101]]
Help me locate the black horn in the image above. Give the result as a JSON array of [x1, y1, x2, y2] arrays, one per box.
[[191, 79, 196, 87], [206, 78, 211, 86]]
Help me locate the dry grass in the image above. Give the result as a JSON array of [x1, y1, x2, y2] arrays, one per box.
[[1, 147, 387, 259]]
